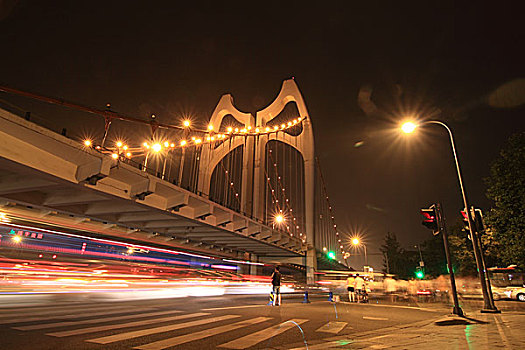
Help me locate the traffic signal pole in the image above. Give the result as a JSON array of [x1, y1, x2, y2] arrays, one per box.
[[436, 203, 463, 317], [426, 120, 499, 313]]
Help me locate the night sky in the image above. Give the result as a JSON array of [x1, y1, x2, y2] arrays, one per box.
[[1, 1, 524, 268]]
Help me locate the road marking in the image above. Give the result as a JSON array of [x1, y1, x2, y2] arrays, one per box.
[[363, 316, 388, 321], [202, 304, 265, 311], [13, 308, 170, 330], [315, 321, 348, 334], [86, 314, 240, 344], [494, 315, 511, 348], [0, 305, 144, 324], [218, 318, 307, 349], [0, 304, 125, 319], [135, 317, 272, 350], [48, 312, 208, 337], [0, 302, 102, 315]]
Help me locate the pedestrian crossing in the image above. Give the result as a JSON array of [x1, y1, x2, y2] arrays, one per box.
[[1, 301, 351, 349]]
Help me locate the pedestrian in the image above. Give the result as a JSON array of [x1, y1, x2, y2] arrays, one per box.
[[354, 273, 365, 302], [271, 266, 282, 306], [347, 274, 356, 302]]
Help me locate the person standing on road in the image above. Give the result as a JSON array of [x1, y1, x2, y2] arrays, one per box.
[[271, 266, 282, 306], [354, 274, 365, 302], [347, 274, 356, 302]]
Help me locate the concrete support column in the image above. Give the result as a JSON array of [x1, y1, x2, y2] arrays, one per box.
[[241, 136, 254, 216], [250, 253, 258, 276], [252, 137, 267, 222]]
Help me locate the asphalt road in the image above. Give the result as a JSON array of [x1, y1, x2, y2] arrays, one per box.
[[0, 293, 523, 349]]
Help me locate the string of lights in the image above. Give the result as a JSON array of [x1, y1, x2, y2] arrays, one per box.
[[316, 157, 345, 260], [265, 148, 305, 242]]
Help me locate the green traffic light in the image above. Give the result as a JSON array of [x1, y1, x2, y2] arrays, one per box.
[[415, 270, 424, 279], [327, 251, 336, 259]]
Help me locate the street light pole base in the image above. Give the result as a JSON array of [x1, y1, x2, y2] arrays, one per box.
[[453, 306, 464, 317], [481, 308, 501, 314]]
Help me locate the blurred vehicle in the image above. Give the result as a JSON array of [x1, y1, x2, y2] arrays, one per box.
[[503, 287, 525, 302]]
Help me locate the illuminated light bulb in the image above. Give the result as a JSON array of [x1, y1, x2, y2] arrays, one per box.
[[227, 127, 233, 133], [143, 142, 148, 147], [293, 119, 297, 124], [127, 248, 133, 254], [170, 143, 175, 147], [183, 120, 191, 128], [12, 235, 22, 243], [234, 128, 239, 132], [255, 128, 260, 133], [191, 136, 196, 141], [111, 153, 119, 159], [195, 138, 202, 144], [180, 140, 187, 146], [152, 143, 162, 152], [352, 238, 359, 245], [288, 121, 292, 126], [281, 123, 286, 129], [297, 117, 302, 121], [241, 128, 247, 133], [208, 124, 214, 131], [401, 122, 417, 134], [164, 141, 170, 147], [83, 140, 92, 147], [116, 141, 123, 148], [247, 126, 252, 130], [126, 152, 132, 157], [123, 145, 128, 150], [265, 127, 270, 132], [211, 137, 215, 141], [206, 136, 211, 141], [273, 126, 279, 130], [275, 214, 284, 224]]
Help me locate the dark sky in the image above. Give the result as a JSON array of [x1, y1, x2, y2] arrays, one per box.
[[1, 1, 524, 268]]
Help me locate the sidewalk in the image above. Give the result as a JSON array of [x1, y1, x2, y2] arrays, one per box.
[[318, 312, 525, 349]]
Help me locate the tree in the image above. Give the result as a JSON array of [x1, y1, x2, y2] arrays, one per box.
[[380, 232, 416, 279], [485, 132, 525, 270]]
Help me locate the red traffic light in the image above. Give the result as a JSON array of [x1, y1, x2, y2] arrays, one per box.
[[420, 206, 440, 235]]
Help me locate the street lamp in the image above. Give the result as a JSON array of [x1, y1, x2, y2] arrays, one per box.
[[351, 237, 368, 267], [401, 120, 499, 313]]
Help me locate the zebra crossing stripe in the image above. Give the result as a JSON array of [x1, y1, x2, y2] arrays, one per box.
[[13, 308, 169, 330], [47, 312, 209, 337], [315, 321, 348, 334], [0, 303, 125, 319], [134, 317, 272, 350], [0, 305, 144, 324], [86, 314, 240, 344], [0, 302, 102, 316], [218, 318, 308, 349]]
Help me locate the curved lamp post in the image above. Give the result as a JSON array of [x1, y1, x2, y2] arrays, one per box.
[[402, 120, 499, 313]]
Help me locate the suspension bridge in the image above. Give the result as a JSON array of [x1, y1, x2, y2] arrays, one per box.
[[0, 79, 346, 283]]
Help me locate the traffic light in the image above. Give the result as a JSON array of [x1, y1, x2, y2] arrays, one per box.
[[461, 207, 485, 233], [473, 208, 485, 232], [420, 206, 440, 235], [415, 267, 425, 279], [327, 251, 336, 260]]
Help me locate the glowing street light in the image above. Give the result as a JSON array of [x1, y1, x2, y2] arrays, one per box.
[[401, 121, 417, 134], [12, 235, 22, 243], [83, 139, 92, 147], [274, 214, 284, 224], [351, 237, 368, 266], [183, 120, 191, 128]]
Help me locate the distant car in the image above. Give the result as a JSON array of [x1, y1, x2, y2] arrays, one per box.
[[503, 287, 525, 302]]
